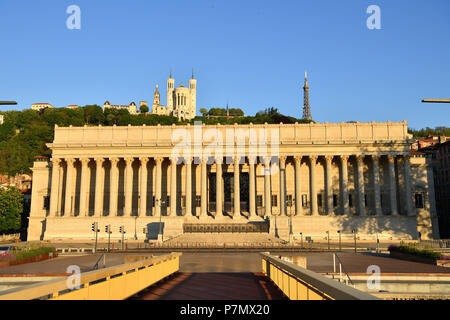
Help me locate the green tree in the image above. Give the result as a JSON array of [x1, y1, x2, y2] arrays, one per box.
[[0, 187, 23, 232], [140, 104, 149, 114], [83, 105, 104, 125], [200, 108, 208, 117]]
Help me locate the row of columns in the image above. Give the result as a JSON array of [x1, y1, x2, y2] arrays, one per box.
[[49, 154, 415, 218]]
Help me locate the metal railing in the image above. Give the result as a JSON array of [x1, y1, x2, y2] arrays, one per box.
[[332, 253, 354, 286], [0, 253, 181, 300], [418, 239, 450, 249], [92, 254, 106, 271], [261, 253, 379, 300]]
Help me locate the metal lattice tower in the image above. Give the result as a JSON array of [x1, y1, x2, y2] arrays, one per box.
[[302, 71, 312, 121]]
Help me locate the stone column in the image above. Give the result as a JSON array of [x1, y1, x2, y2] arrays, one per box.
[[216, 157, 223, 216], [109, 158, 119, 217], [264, 157, 272, 217], [249, 156, 256, 217], [325, 155, 334, 216], [170, 158, 177, 216], [124, 157, 134, 216], [64, 158, 75, 216], [201, 159, 207, 217], [49, 158, 61, 217], [279, 156, 287, 216], [185, 158, 192, 216], [310, 156, 318, 216], [155, 157, 163, 217], [404, 155, 414, 216], [139, 157, 149, 217], [78, 158, 90, 217], [94, 158, 104, 217], [388, 155, 398, 216], [294, 155, 302, 216], [234, 156, 241, 217], [372, 155, 382, 216], [356, 155, 366, 216], [341, 155, 350, 215], [57, 162, 64, 215]]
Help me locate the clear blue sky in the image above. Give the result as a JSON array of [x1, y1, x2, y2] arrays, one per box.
[[0, 0, 449, 129]]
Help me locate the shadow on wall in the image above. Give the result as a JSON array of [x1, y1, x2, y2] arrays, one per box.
[[144, 222, 164, 240], [40, 219, 47, 241], [334, 215, 418, 239]]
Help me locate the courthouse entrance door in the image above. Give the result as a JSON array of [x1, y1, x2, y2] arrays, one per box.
[[224, 173, 249, 214], [209, 173, 250, 215]]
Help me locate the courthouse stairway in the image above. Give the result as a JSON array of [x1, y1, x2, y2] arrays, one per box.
[[164, 233, 285, 247]]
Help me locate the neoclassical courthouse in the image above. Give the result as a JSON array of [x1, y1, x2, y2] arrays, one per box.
[[27, 78, 439, 242]]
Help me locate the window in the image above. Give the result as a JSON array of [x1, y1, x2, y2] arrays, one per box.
[[349, 194, 353, 208], [286, 195, 293, 207], [166, 196, 170, 206], [256, 195, 263, 207], [195, 196, 201, 207], [302, 194, 308, 208], [364, 194, 368, 207], [317, 194, 323, 208], [333, 194, 338, 208], [152, 196, 155, 207], [415, 193, 424, 209], [271, 195, 278, 207]]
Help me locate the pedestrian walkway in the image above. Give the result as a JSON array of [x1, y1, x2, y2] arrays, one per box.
[[134, 272, 287, 300]]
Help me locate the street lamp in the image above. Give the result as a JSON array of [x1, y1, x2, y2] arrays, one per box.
[[326, 231, 330, 250], [422, 99, 450, 103], [337, 230, 342, 251], [299, 232, 303, 248], [156, 198, 166, 242], [286, 197, 294, 244], [352, 229, 357, 253], [0, 101, 17, 105]]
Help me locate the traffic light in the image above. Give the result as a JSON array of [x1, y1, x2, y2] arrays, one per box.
[[119, 226, 124, 234], [105, 225, 110, 233], [91, 222, 98, 232]]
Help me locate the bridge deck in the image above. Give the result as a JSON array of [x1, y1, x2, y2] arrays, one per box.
[[134, 272, 287, 300]]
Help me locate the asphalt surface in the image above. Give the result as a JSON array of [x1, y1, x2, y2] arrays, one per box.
[[1, 251, 450, 275]]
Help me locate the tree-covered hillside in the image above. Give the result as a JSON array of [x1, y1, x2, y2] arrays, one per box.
[[0, 106, 312, 176]]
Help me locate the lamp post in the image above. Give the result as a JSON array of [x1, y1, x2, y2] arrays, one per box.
[[134, 215, 138, 241], [156, 198, 166, 242], [299, 232, 303, 248], [352, 229, 357, 253], [326, 231, 330, 250], [337, 230, 342, 251], [287, 197, 294, 244]]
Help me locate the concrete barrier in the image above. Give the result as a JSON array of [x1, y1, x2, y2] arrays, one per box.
[[261, 253, 379, 300], [0, 253, 181, 300]]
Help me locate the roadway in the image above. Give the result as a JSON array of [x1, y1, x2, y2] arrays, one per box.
[[2, 251, 449, 275]]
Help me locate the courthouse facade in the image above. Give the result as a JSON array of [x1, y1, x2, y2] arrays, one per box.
[[27, 121, 439, 241]]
